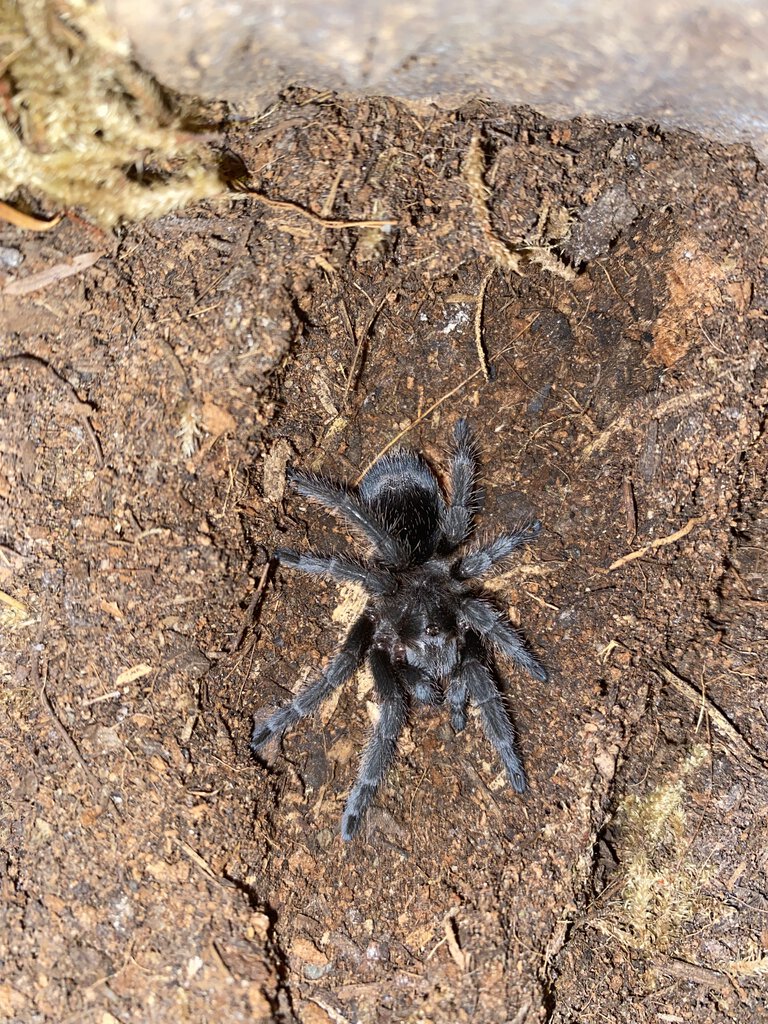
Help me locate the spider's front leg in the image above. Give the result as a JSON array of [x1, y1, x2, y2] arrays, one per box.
[[398, 661, 440, 706], [341, 647, 407, 841], [454, 521, 542, 579], [461, 596, 548, 681], [446, 673, 468, 732], [460, 634, 526, 793], [251, 612, 373, 751], [441, 418, 482, 548]]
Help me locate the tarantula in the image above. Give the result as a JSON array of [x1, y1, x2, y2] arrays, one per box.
[[252, 420, 548, 840]]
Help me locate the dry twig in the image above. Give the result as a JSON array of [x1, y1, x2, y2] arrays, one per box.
[[4, 250, 105, 295], [443, 908, 472, 972], [608, 516, 705, 571], [39, 668, 92, 780], [177, 839, 235, 887], [33, 650, 128, 818], [474, 267, 494, 381], [307, 998, 353, 1024], [583, 387, 719, 459], [2, 353, 104, 464], [342, 288, 390, 403], [656, 663, 767, 769], [230, 560, 273, 654], [231, 189, 397, 230]]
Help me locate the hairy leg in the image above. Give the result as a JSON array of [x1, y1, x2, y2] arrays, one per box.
[[288, 469, 404, 565], [397, 662, 439, 705], [251, 612, 373, 751], [461, 596, 548, 681], [446, 672, 468, 731], [460, 640, 526, 792], [454, 522, 542, 579], [341, 647, 407, 840], [276, 548, 394, 595], [441, 418, 482, 548]]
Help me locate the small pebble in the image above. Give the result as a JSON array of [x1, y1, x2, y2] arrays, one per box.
[[0, 245, 23, 269]]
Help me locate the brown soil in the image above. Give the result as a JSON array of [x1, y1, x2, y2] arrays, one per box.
[[1, 91, 767, 1024]]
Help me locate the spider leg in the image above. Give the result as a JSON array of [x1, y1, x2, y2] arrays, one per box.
[[398, 662, 440, 705], [251, 612, 373, 751], [461, 635, 526, 792], [447, 673, 468, 731], [454, 522, 542, 579], [276, 548, 394, 595], [461, 596, 548, 681], [341, 647, 407, 841], [288, 469, 404, 564], [441, 418, 482, 548]]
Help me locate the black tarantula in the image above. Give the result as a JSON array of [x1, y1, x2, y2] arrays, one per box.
[[252, 420, 547, 840]]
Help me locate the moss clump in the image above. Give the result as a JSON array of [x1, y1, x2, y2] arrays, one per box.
[[596, 745, 713, 954], [0, 0, 223, 226]]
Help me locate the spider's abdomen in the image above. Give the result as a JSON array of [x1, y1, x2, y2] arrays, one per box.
[[358, 449, 444, 563]]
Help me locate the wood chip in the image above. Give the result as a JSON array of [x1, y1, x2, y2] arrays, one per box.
[[4, 250, 105, 295], [115, 663, 154, 685]]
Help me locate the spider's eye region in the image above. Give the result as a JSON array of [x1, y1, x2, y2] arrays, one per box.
[[425, 623, 441, 637]]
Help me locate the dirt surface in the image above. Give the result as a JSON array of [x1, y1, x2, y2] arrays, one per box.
[[2, 91, 767, 1024]]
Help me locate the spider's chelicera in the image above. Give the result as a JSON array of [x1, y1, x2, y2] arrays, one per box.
[[252, 420, 548, 840]]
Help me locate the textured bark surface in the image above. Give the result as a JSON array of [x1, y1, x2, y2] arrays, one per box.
[[2, 92, 766, 1022]]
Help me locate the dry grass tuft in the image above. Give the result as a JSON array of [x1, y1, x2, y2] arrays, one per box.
[[0, 589, 33, 630], [727, 944, 768, 977], [0, 0, 223, 226]]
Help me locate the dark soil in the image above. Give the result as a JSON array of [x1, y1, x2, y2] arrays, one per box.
[[1, 90, 767, 1024]]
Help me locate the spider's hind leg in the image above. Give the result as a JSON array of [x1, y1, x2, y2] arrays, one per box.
[[341, 648, 407, 840], [288, 469, 404, 565], [275, 548, 394, 595]]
